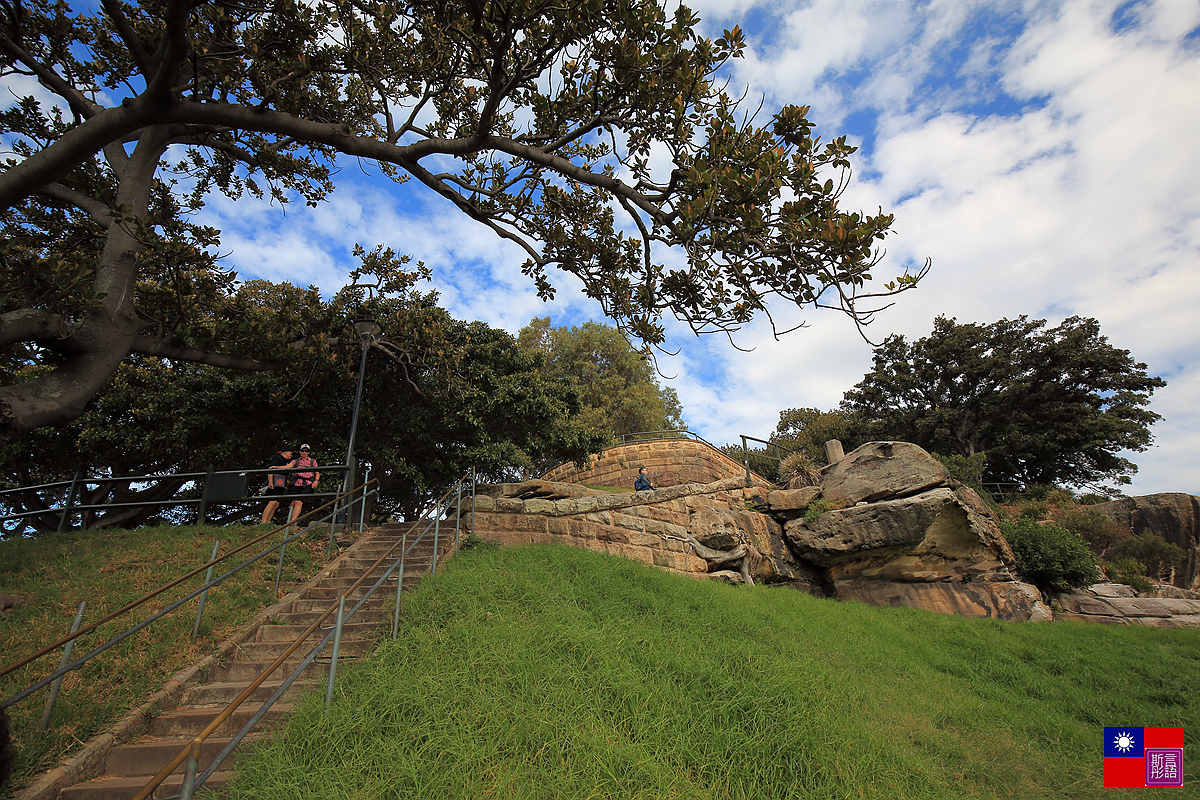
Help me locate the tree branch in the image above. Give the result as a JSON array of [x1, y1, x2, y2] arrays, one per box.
[[36, 182, 114, 227], [129, 336, 284, 370]]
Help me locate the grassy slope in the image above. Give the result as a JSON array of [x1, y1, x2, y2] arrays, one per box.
[[228, 543, 1200, 800], [0, 523, 332, 793]]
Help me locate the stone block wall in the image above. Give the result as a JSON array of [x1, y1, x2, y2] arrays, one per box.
[[540, 439, 772, 490], [457, 477, 764, 579]]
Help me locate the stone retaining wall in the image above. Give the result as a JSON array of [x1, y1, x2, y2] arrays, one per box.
[[540, 439, 772, 490], [459, 477, 774, 580]]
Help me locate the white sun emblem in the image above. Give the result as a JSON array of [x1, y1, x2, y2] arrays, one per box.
[[1113, 731, 1137, 753]]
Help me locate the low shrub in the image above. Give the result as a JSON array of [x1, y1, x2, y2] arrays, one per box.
[[1053, 506, 1132, 557], [1113, 534, 1186, 581], [801, 498, 846, 525], [1000, 517, 1100, 594], [1099, 556, 1154, 595]]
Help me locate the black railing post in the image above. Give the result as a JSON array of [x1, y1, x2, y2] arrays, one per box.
[[197, 465, 214, 524], [57, 471, 81, 533]]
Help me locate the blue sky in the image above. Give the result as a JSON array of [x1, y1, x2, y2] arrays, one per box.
[[198, 0, 1200, 495]]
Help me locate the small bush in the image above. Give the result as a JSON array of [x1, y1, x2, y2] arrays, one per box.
[[1113, 534, 1185, 581], [1100, 556, 1154, 595], [779, 451, 821, 488], [801, 498, 845, 525], [1053, 507, 1132, 557], [1019, 500, 1052, 521], [1000, 517, 1100, 594]]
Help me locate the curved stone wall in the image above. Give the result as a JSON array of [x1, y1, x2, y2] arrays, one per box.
[[540, 439, 773, 490]]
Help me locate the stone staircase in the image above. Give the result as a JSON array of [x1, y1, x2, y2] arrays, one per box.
[[44, 523, 453, 800]]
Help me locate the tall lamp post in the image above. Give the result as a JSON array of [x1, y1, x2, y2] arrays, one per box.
[[342, 319, 383, 509]]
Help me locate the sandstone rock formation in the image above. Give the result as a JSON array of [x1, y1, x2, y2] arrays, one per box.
[[460, 441, 1058, 622], [1053, 583, 1200, 627], [1090, 493, 1200, 591]]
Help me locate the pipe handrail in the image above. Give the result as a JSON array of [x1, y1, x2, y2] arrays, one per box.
[[0, 464, 356, 526], [133, 470, 475, 800], [0, 480, 378, 686]]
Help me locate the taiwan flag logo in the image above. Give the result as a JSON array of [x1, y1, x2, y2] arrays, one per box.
[[1104, 727, 1185, 787]]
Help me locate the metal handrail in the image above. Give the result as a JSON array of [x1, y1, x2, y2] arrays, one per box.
[[0, 464, 353, 526], [0, 480, 379, 703], [738, 435, 794, 488], [132, 470, 476, 800], [614, 429, 716, 448]]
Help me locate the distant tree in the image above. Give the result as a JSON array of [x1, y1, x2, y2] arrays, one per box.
[[771, 407, 860, 465], [841, 316, 1166, 490], [517, 317, 685, 439], [0, 0, 925, 441]]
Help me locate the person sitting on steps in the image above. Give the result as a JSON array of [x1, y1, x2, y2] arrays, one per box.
[[634, 467, 654, 491]]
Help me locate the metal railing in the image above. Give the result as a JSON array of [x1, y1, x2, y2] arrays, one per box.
[[613, 429, 719, 449], [0, 478, 380, 725], [0, 463, 353, 533], [131, 470, 477, 800], [738, 435, 795, 488]]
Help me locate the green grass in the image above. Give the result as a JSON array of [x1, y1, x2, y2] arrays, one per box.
[[0, 523, 337, 793], [227, 543, 1200, 800]]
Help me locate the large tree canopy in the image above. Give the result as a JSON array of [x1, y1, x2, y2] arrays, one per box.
[[841, 315, 1166, 489], [517, 316, 685, 439], [0, 280, 607, 531], [0, 0, 923, 440]]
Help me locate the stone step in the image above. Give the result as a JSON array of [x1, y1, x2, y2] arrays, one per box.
[[58, 770, 237, 800], [254, 620, 377, 643], [180, 680, 314, 706], [103, 737, 245, 777], [271, 608, 385, 628], [208, 656, 351, 683], [146, 702, 294, 737], [311, 577, 425, 595], [287, 596, 387, 614], [232, 636, 375, 663]]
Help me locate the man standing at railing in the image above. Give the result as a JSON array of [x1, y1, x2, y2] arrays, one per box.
[[261, 445, 296, 525], [287, 444, 320, 529]]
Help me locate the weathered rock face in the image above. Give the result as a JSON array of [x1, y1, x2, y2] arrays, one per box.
[[833, 579, 1053, 622], [821, 441, 950, 505], [1090, 493, 1200, 591], [787, 487, 1014, 581], [1053, 583, 1200, 627]]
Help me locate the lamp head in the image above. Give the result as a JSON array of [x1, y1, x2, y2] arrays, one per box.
[[353, 318, 383, 342]]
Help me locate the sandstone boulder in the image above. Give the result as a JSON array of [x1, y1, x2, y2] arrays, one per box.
[[764, 486, 822, 516], [1053, 587, 1200, 627], [1090, 493, 1200, 591], [834, 579, 1051, 622], [820, 441, 949, 505], [687, 503, 819, 588], [785, 485, 1017, 585]]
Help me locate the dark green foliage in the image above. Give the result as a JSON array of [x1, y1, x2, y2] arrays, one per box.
[[1113, 534, 1186, 581], [1053, 507, 1132, 558], [1, 287, 608, 530], [932, 451, 988, 489], [772, 406, 860, 465], [1000, 518, 1101, 593], [842, 315, 1166, 489], [1100, 556, 1154, 595]]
